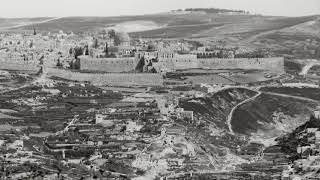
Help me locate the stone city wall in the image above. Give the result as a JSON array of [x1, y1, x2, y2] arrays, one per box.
[[156, 57, 284, 73], [78, 56, 138, 73], [48, 68, 163, 87], [0, 57, 39, 72], [157, 54, 198, 70], [198, 57, 284, 73], [78, 53, 284, 74]]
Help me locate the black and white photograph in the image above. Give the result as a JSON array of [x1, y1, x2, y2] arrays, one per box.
[[0, 0, 320, 179]]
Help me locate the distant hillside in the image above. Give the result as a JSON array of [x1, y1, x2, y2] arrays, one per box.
[[1, 13, 319, 58], [0, 17, 52, 29]]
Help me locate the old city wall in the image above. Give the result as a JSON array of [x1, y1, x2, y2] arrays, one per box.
[[198, 57, 285, 73], [79, 56, 138, 73], [157, 57, 284, 73], [48, 68, 163, 87], [0, 57, 39, 72], [156, 60, 198, 70], [157, 55, 199, 70]]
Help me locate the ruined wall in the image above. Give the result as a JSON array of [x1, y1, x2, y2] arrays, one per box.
[[79, 56, 138, 73], [48, 68, 163, 87]]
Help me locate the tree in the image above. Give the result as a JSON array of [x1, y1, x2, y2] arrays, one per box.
[[104, 42, 109, 57], [147, 44, 156, 52], [56, 58, 62, 67], [84, 45, 89, 55], [108, 30, 116, 38], [113, 35, 121, 46], [92, 38, 98, 49], [29, 41, 33, 48], [101, 29, 107, 39], [74, 47, 84, 59]]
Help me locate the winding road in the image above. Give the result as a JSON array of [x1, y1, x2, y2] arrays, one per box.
[[226, 91, 262, 135], [222, 85, 320, 135], [299, 60, 320, 76]]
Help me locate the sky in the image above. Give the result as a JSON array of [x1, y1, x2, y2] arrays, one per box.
[[0, 0, 319, 18]]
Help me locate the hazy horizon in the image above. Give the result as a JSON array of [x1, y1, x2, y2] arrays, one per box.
[[0, 0, 319, 18]]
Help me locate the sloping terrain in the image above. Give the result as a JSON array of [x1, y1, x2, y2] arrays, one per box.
[[247, 17, 320, 58], [260, 86, 320, 101], [3, 13, 317, 38], [231, 92, 318, 135], [178, 87, 319, 149], [0, 17, 54, 29], [280, 18, 320, 37], [2, 13, 319, 59], [180, 88, 258, 132], [10, 14, 216, 32]]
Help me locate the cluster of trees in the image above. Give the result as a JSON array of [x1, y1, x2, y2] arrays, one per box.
[[69, 46, 88, 59], [106, 29, 121, 46], [94, 29, 122, 48]]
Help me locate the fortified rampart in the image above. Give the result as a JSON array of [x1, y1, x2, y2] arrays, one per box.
[[0, 57, 39, 72], [47, 68, 163, 87], [157, 54, 198, 70], [77, 52, 284, 74], [78, 56, 138, 73], [155, 57, 284, 73], [199, 57, 284, 73]]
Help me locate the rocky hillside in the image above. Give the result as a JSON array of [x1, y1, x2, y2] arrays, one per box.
[[231, 92, 318, 136], [180, 88, 257, 132]]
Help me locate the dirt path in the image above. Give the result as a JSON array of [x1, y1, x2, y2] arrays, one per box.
[[226, 91, 262, 134]]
